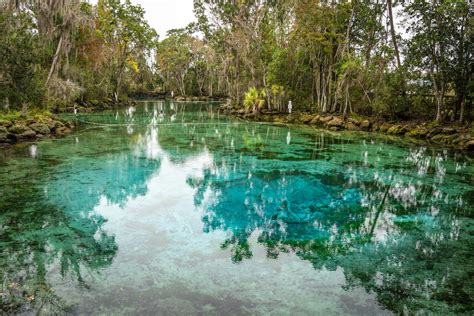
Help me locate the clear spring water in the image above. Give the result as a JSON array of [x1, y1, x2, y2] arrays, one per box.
[[0, 100, 473, 315]]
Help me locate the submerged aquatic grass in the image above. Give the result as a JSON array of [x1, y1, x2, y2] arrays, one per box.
[[0, 101, 473, 314]]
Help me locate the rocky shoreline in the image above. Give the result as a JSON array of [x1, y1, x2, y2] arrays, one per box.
[[63, 98, 137, 113], [173, 95, 227, 102], [220, 106, 474, 152], [0, 114, 75, 149]]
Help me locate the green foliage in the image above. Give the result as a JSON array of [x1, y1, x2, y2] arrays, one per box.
[[0, 10, 45, 110], [244, 87, 266, 110], [0, 0, 158, 114], [0, 0, 472, 123]]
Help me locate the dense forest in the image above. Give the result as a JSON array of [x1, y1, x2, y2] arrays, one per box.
[[0, 0, 473, 123], [0, 0, 158, 112]]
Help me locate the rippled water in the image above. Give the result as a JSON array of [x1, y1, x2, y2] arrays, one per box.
[[0, 101, 473, 315]]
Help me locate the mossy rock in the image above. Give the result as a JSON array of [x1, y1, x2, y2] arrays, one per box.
[[360, 119, 372, 131], [0, 132, 8, 142], [43, 119, 56, 130], [441, 127, 457, 135], [428, 127, 444, 138], [274, 116, 287, 123], [452, 135, 469, 145], [406, 127, 430, 139], [54, 121, 65, 129], [327, 117, 344, 128], [299, 113, 314, 124], [16, 130, 37, 140], [8, 124, 30, 135], [387, 125, 408, 135], [320, 115, 333, 123], [0, 119, 13, 128], [378, 123, 392, 133], [310, 115, 321, 125], [431, 134, 457, 144], [348, 118, 361, 126], [465, 140, 474, 151], [29, 123, 50, 135], [345, 122, 359, 131], [55, 126, 71, 136], [0, 126, 7, 134]]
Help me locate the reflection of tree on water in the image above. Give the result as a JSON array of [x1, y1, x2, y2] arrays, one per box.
[[0, 183, 117, 313], [188, 145, 473, 314], [0, 137, 162, 313]]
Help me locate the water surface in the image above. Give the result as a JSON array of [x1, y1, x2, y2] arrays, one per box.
[[0, 101, 473, 314]]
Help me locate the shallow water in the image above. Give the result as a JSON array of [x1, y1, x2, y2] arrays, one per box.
[[0, 100, 473, 315]]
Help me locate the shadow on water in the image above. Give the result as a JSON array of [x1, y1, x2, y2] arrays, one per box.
[[1, 101, 473, 314]]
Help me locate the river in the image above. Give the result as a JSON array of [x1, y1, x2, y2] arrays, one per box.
[[0, 100, 472, 314]]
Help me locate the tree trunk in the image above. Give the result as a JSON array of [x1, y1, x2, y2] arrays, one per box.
[[459, 97, 465, 123], [46, 33, 64, 87], [387, 0, 401, 69], [435, 87, 445, 122]]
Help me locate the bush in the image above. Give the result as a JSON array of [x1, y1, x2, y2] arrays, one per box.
[[46, 78, 84, 111], [243, 87, 266, 111]]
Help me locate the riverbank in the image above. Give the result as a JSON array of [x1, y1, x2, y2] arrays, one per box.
[[220, 106, 474, 152], [64, 98, 137, 113], [0, 111, 75, 148], [0, 98, 140, 148]]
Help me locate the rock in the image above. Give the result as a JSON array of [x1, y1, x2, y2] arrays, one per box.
[[0, 132, 7, 142], [441, 127, 457, 135], [327, 117, 344, 128], [428, 127, 443, 138], [360, 119, 372, 131], [0, 119, 13, 128], [387, 125, 408, 135], [43, 119, 56, 130], [378, 123, 392, 133], [29, 123, 50, 135], [348, 118, 361, 126], [406, 127, 430, 139], [54, 121, 65, 129], [465, 140, 474, 151], [288, 114, 300, 123], [0, 126, 7, 134], [55, 126, 71, 136], [8, 124, 30, 135], [299, 113, 314, 124], [273, 115, 287, 123], [452, 135, 468, 145], [329, 126, 340, 131], [36, 134, 45, 139], [320, 116, 333, 123], [310, 115, 321, 125], [345, 122, 359, 131], [431, 134, 457, 144], [16, 130, 37, 140], [0, 142, 11, 148]]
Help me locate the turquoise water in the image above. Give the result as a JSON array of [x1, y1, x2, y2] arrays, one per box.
[[0, 100, 473, 315]]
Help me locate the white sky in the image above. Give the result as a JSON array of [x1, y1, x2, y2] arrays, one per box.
[[89, 0, 196, 38]]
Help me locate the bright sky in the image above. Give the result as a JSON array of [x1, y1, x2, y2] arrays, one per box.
[[89, 0, 196, 38]]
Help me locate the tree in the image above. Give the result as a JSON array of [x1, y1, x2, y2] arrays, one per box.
[[404, 0, 471, 122], [97, 0, 157, 101], [156, 28, 194, 96], [0, 8, 45, 110]]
